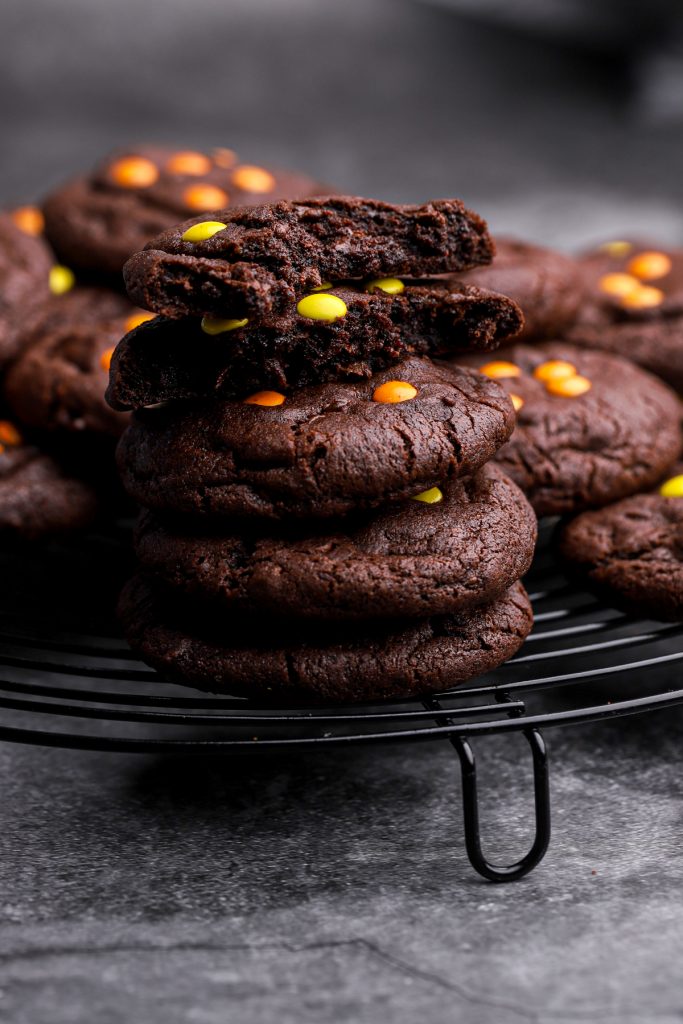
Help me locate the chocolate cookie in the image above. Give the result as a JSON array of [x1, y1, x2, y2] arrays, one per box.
[[0, 419, 99, 539], [567, 240, 683, 391], [0, 211, 53, 367], [123, 196, 494, 320], [134, 463, 537, 621], [452, 343, 683, 517], [42, 146, 328, 277], [560, 466, 683, 621], [119, 574, 532, 702], [116, 356, 516, 521], [106, 278, 523, 410], [5, 286, 147, 440], [459, 238, 582, 341]]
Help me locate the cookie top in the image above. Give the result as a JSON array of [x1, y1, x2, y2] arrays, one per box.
[[0, 418, 99, 539], [560, 465, 683, 621], [116, 356, 516, 521], [4, 285, 147, 440], [119, 575, 532, 702], [458, 238, 582, 341], [42, 146, 327, 277], [566, 239, 683, 391], [453, 342, 683, 517], [123, 196, 494, 320], [106, 278, 523, 411], [0, 211, 54, 367], [134, 463, 537, 621]]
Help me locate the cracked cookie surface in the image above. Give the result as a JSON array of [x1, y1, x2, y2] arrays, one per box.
[[116, 356, 516, 521], [119, 575, 533, 701], [134, 463, 537, 621]]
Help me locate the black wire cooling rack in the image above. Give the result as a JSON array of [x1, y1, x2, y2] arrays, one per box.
[[1, 519, 682, 882]]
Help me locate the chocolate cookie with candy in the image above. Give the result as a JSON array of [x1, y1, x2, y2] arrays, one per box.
[[134, 463, 536, 621], [42, 146, 328, 277], [560, 466, 683, 621], [566, 240, 683, 391], [119, 574, 533, 702], [116, 356, 516, 521], [0, 418, 99, 539], [106, 277, 523, 410], [123, 196, 495, 320], [5, 284, 152, 442], [0, 210, 54, 367], [452, 342, 683, 517], [458, 238, 582, 341]]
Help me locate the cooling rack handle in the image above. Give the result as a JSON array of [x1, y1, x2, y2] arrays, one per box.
[[454, 728, 551, 882]]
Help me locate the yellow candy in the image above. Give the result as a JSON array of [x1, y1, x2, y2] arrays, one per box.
[[479, 360, 521, 379], [372, 380, 418, 404], [232, 165, 276, 193], [412, 487, 443, 504], [660, 474, 683, 498], [627, 251, 672, 281], [533, 359, 577, 383], [311, 282, 333, 292], [510, 393, 525, 412], [124, 311, 155, 332], [546, 374, 592, 398], [49, 265, 75, 295], [181, 220, 227, 242], [201, 316, 248, 335], [598, 240, 633, 258], [621, 285, 664, 309], [365, 277, 405, 295], [599, 272, 640, 297], [297, 293, 347, 322], [243, 390, 286, 407]]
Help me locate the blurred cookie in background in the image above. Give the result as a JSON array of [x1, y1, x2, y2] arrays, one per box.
[[458, 238, 583, 341], [560, 465, 683, 622], [0, 416, 100, 540], [0, 209, 54, 368], [4, 284, 146, 446], [566, 239, 683, 391], [42, 146, 331, 277]]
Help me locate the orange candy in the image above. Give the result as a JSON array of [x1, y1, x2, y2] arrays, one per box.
[[100, 347, 115, 372], [11, 205, 44, 236], [183, 184, 229, 210], [110, 156, 159, 189], [620, 285, 665, 309], [627, 251, 672, 281], [243, 390, 286, 407], [372, 380, 418, 404], [166, 151, 212, 176], [124, 311, 156, 333], [0, 421, 22, 446], [232, 165, 276, 193], [510, 393, 525, 411], [545, 374, 592, 398], [479, 360, 521, 379], [533, 359, 577, 383], [599, 272, 640, 298]]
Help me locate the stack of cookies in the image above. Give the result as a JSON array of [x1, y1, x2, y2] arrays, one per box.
[[108, 196, 538, 702]]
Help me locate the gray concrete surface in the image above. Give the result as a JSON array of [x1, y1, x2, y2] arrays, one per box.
[[1, 1, 683, 1020]]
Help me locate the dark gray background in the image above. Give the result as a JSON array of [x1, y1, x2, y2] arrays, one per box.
[[1, 2, 683, 1021]]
